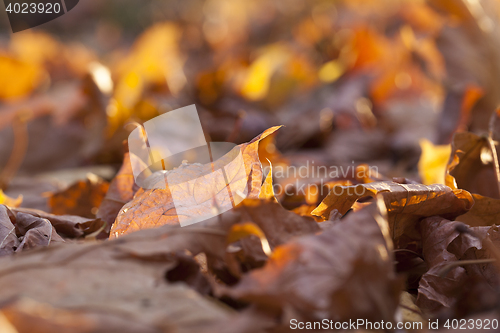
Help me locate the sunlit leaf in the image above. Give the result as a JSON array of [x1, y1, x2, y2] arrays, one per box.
[[110, 126, 282, 237], [49, 175, 109, 218], [0, 55, 44, 100], [0, 191, 22, 208], [239, 45, 290, 101], [109, 23, 186, 134], [312, 181, 473, 247], [227, 222, 271, 256], [259, 162, 276, 201], [418, 139, 451, 185]]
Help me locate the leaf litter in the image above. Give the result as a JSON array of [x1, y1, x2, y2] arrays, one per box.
[[2, 0, 500, 331]]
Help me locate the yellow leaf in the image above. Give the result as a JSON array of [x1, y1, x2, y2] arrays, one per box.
[[0, 55, 44, 100], [318, 60, 345, 83], [240, 45, 290, 101], [0, 190, 22, 208], [259, 162, 276, 201], [10, 31, 60, 65], [109, 23, 186, 134], [227, 222, 272, 256], [418, 139, 451, 185]]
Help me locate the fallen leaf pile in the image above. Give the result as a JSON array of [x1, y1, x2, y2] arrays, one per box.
[[2, 0, 500, 331]]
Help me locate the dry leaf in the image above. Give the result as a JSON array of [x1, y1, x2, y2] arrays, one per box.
[[0, 55, 44, 100], [0, 190, 22, 208], [13, 207, 105, 239], [14, 212, 64, 252], [0, 205, 64, 257], [49, 175, 109, 218], [417, 217, 500, 314], [0, 312, 17, 333], [222, 199, 402, 323], [418, 139, 451, 185], [446, 132, 500, 199], [0, 206, 18, 257], [258, 163, 276, 201], [96, 152, 144, 233], [456, 193, 500, 227], [223, 199, 320, 271], [0, 225, 235, 333], [109, 23, 186, 134], [312, 181, 473, 248], [227, 222, 272, 257], [110, 126, 282, 238], [0, 81, 104, 175]]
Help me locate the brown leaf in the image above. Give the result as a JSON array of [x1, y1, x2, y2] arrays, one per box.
[[140, 198, 320, 283], [443, 111, 500, 227], [0, 81, 106, 175], [456, 193, 500, 227], [0, 205, 64, 257], [1, 298, 94, 333], [12, 207, 105, 239], [416, 217, 473, 312], [0, 226, 234, 333], [0, 206, 18, 257], [96, 152, 143, 231], [14, 212, 64, 253], [110, 126, 282, 238], [222, 199, 320, 272], [312, 181, 473, 248], [446, 132, 500, 199], [416, 217, 499, 314], [399, 292, 424, 325], [222, 199, 402, 323], [109, 198, 318, 286], [291, 204, 325, 222], [49, 175, 109, 219]]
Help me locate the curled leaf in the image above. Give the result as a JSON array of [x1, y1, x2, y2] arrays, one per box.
[[110, 126, 282, 238], [227, 222, 271, 257], [417, 217, 500, 314], [312, 181, 473, 247], [258, 162, 276, 201], [0, 205, 64, 257], [446, 132, 500, 198]]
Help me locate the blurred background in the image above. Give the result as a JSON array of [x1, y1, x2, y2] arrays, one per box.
[[1, 0, 500, 212]]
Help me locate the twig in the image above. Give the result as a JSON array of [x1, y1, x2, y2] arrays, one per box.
[[438, 258, 496, 278]]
